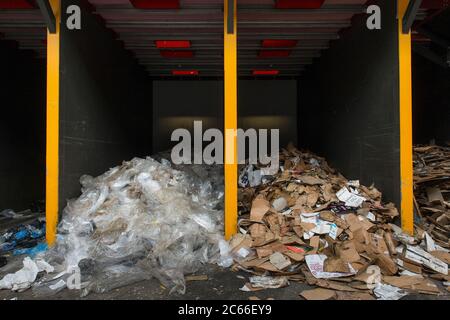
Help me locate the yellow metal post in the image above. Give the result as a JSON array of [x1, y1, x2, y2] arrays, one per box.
[[398, 0, 414, 235], [224, 0, 238, 240], [46, 0, 60, 246]]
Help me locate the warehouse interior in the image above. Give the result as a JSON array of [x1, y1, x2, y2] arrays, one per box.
[[0, 0, 447, 211], [0, 3, 46, 211], [56, 0, 435, 208], [411, 7, 450, 145], [0, 0, 450, 302]]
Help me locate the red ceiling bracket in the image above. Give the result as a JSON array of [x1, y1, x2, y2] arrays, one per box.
[[129, 0, 180, 9], [0, 0, 35, 9], [172, 70, 199, 76], [420, 0, 449, 9], [262, 39, 298, 48], [160, 50, 194, 58], [275, 0, 325, 9], [155, 40, 191, 48], [258, 50, 292, 58], [253, 70, 280, 75]]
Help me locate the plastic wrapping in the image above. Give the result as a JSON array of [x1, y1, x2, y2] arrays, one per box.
[[37, 156, 227, 295], [0, 257, 53, 291], [0, 218, 46, 255]]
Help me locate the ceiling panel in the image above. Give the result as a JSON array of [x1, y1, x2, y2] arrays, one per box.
[[0, 0, 438, 76]]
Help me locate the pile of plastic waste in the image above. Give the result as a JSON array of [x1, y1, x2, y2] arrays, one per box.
[[0, 218, 46, 257], [1, 156, 230, 296]]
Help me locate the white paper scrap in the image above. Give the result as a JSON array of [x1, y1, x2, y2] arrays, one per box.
[[248, 169, 262, 187], [236, 247, 251, 259], [303, 231, 315, 240], [329, 223, 338, 240], [49, 279, 66, 291], [301, 212, 319, 219], [336, 187, 366, 208], [424, 232, 437, 252], [239, 284, 252, 292], [305, 254, 356, 279], [347, 180, 360, 188], [311, 220, 332, 235], [366, 212, 376, 222], [374, 283, 408, 300], [404, 245, 448, 275]]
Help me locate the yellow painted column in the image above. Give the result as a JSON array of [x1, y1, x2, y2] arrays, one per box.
[[398, 0, 414, 235], [46, 0, 61, 246], [224, 0, 238, 239]]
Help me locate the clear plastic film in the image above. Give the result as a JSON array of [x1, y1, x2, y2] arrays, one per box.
[[37, 156, 228, 296]]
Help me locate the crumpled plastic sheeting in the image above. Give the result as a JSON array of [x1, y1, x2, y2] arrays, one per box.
[[0, 257, 53, 291], [43, 156, 227, 295]]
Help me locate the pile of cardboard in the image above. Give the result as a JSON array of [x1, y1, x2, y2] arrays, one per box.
[[413, 145, 450, 249], [230, 145, 449, 299]]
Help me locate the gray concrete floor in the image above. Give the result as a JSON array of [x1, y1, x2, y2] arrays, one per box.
[[1, 214, 448, 300], [0, 262, 449, 300]]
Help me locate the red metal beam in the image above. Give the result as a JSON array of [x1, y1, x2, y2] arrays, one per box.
[[253, 70, 280, 75], [172, 70, 199, 75], [0, 0, 35, 9], [129, 0, 180, 9], [160, 50, 194, 58], [275, 0, 325, 9], [258, 50, 291, 58]]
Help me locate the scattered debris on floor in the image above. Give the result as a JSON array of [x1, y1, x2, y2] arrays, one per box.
[[0, 256, 7, 268], [413, 145, 449, 249], [240, 275, 289, 291], [0, 257, 53, 291], [0, 210, 17, 219], [0, 217, 46, 258], [300, 287, 336, 300], [1, 156, 228, 296], [185, 275, 209, 282], [230, 144, 449, 300], [1, 145, 449, 300], [0, 206, 44, 220]]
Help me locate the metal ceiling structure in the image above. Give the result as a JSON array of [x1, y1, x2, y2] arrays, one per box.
[[411, 4, 450, 69], [0, 1, 46, 57], [87, 0, 430, 77], [89, 0, 375, 77], [0, 0, 446, 76]]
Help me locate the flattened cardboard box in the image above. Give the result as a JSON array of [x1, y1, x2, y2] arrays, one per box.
[[403, 245, 448, 275]]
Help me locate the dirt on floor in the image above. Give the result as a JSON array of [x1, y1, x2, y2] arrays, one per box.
[[0, 263, 449, 301]]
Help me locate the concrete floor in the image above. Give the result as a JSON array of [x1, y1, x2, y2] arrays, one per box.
[[0, 213, 448, 300], [0, 263, 449, 300]]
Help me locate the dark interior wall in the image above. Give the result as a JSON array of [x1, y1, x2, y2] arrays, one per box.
[[0, 41, 46, 211], [412, 53, 450, 145], [60, 0, 153, 209], [153, 79, 297, 154], [239, 80, 297, 148], [298, 0, 401, 206], [153, 80, 224, 153]]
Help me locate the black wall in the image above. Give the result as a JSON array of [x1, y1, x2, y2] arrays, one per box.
[[239, 80, 297, 148], [152, 79, 297, 153], [412, 53, 450, 145], [298, 0, 401, 206], [0, 41, 46, 211], [153, 80, 224, 153], [59, 0, 153, 210]]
